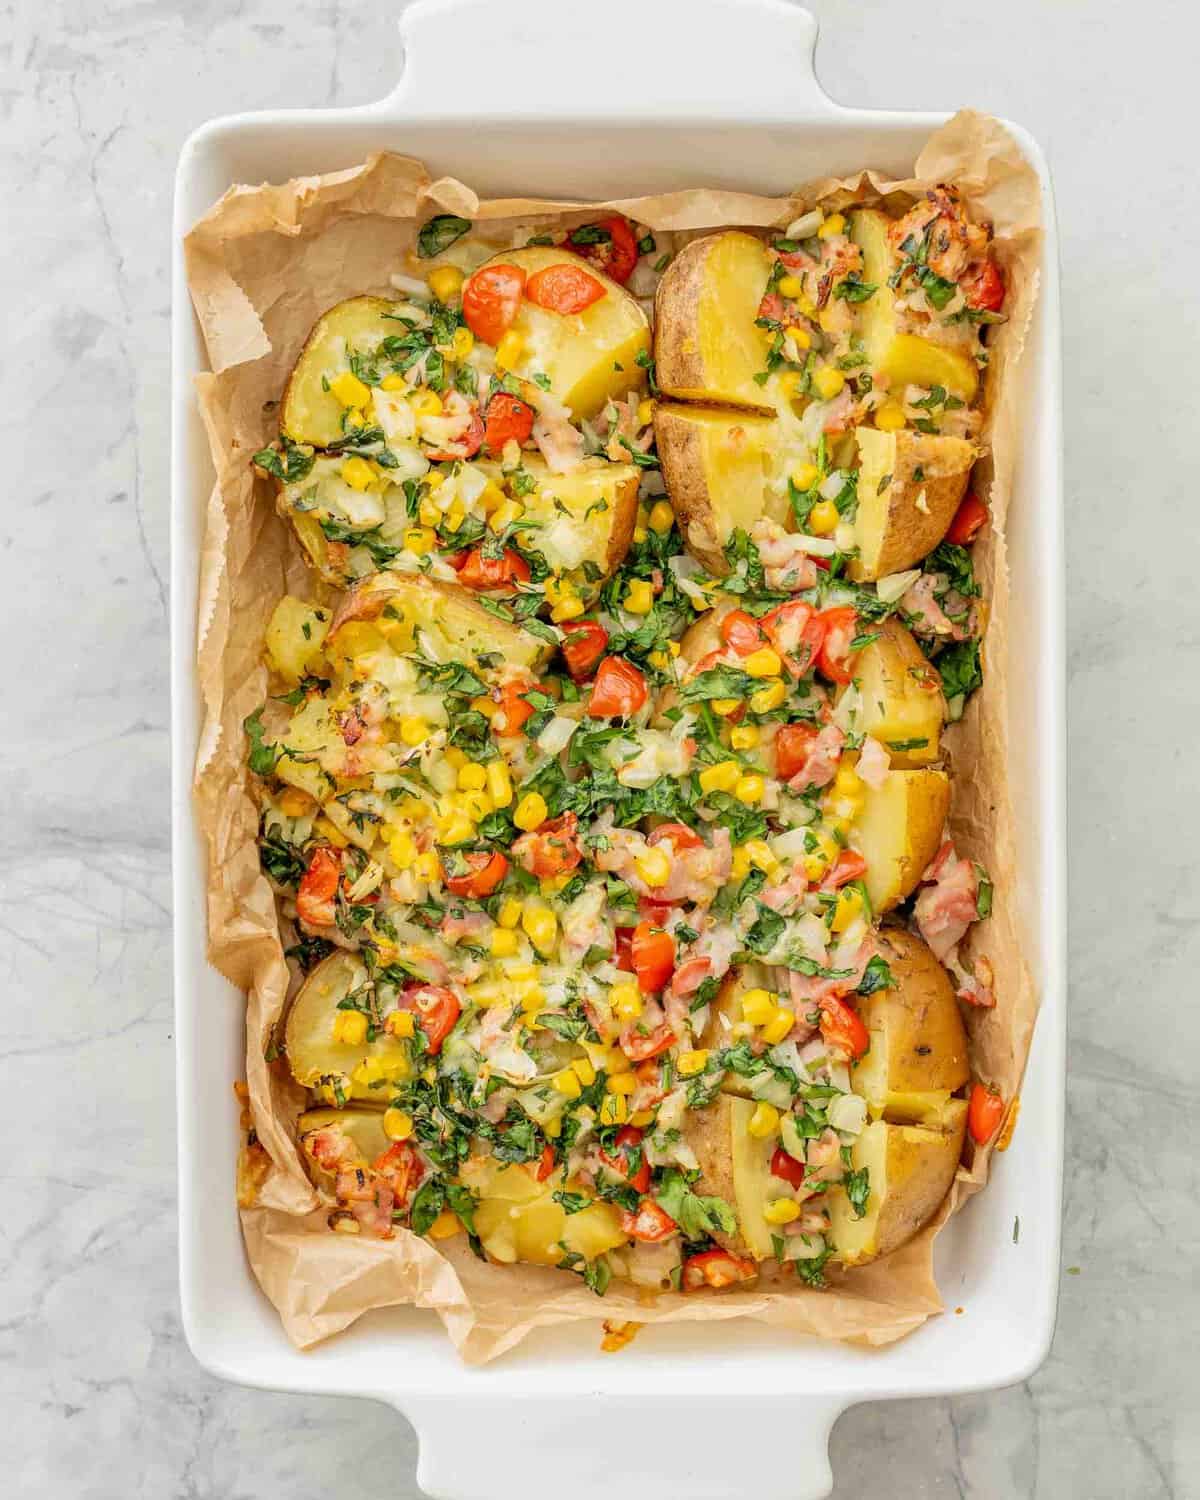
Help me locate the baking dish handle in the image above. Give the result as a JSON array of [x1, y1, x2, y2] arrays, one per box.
[[389, 0, 836, 121], [401, 1393, 845, 1500]]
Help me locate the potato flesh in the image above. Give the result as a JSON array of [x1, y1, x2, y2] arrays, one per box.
[[265, 595, 331, 685], [460, 1158, 625, 1266], [297, 1107, 392, 1187], [281, 296, 398, 448], [852, 768, 950, 912], [694, 233, 776, 407], [489, 246, 649, 419], [849, 211, 978, 402], [727, 1096, 779, 1260], [850, 617, 945, 767], [851, 425, 975, 581], [284, 952, 410, 1102]]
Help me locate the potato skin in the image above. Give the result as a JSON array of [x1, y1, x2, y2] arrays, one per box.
[[281, 295, 397, 448], [849, 616, 946, 767], [850, 428, 976, 581]]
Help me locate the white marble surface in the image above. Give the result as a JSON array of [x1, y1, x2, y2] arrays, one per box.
[[3, 0, 1197, 1494]]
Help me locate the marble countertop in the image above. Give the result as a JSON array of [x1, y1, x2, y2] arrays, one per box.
[[5, 0, 1197, 1494]]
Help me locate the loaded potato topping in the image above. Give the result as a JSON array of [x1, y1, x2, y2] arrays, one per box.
[[244, 194, 1007, 1297]]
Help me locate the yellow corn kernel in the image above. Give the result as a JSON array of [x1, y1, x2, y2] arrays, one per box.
[[313, 816, 349, 849], [600, 1093, 630, 1126], [428, 1209, 462, 1239], [734, 773, 765, 805], [380, 372, 408, 392], [451, 326, 475, 360], [476, 481, 505, 515], [677, 1049, 709, 1077], [748, 1101, 781, 1138], [776, 370, 804, 402], [749, 680, 787, 714], [648, 499, 674, 534], [624, 579, 654, 615], [514, 792, 548, 831], [438, 812, 475, 845], [741, 989, 777, 1027], [744, 646, 782, 679], [382, 1107, 414, 1142], [833, 761, 863, 800], [490, 927, 519, 957], [330, 370, 371, 408], [459, 789, 493, 822], [427, 264, 465, 302], [831, 885, 865, 933], [608, 1071, 638, 1096], [802, 830, 840, 882], [744, 839, 781, 879], [404, 526, 437, 557], [398, 716, 429, 746], [808, 499, 839, 536], [542, 1113, 562, 1139], [543, 574, 570, 605], [389, 832, 418, 870], [711, 698, 740, 716], [331, 1010, 368, 1046], [472, 694, 498, 720], [647, 649, 670, 672], [790, 462, 820, 491], [551, 596, 585, 623], [414, 850, 440, 881], [522, 905, 558, 955], [344, 407, 367, 430], [340, 455, 375, 492], [479, 765, 510, 817], [633, 526, 649, 544], [277, 786, 316, 817], [784, 324, 812, 350], [489, 498, 524, 533], [610, 982, 643, 1021], [818, 212, 846, 239], [444, 500, 466, 531], [633, 846, 671, 888], [573, 1056, 597, 1088], [496, 896, 523, 931], [760, 1007, 795, 1046], [730, 724, 760, 751], [443, 747, 467, 770], [410, 388, 444, 419], [729, 846, 752, 882], [669, 641, 680, 657], [417, 496, 441, 528], [457, 762, 487, 792], [699, 760, 741, 795], [812, 365, 845, 402], [777, 273, 805, 299], [873, 399, 907, 433], [553, 1069, 582, 1099], [630, 1109, 656, 1129], [635, 397, 655, 428], [495, 329, 525, 369], [387, 1011, 416, 1039], [764, 1196, 802, 1225]]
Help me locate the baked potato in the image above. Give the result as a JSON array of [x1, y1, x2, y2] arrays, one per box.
[[825, 1105, 966, 1266], [848, 208, 979, 403], [845, 616, 945, 766], [459, 1156, 626, 1267], [654, 404, 785, 573], [297, 1107, 391, 1190], [685, 1093, 777, 1261], [489, 457, 639, 591], [465, 245, 650, 418], [281, 295, 400, 448], [849, 426, 975, 582], [654, 231, 776, 410], [264, 595, 332, 685], [284, 951, 412, 1103], [852, 767, 950, 912]]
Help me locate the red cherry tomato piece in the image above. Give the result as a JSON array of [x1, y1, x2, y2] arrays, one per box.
[[620, 1022, 676, 1063], [720, 608, 764, 657], [598, 1126, 651, 1194], [612, 925, 635, 971], [761, 600, 826, 679], [818, 995, 870, 1061], [443, 850, 509, 900], [815, 606, 859, 684], [297, 846, 340, 927], [946, 491, 990, 546], [770, 1146, 807, 1190], [397, 984, 462, 1055], [646, 821, 703, 854], [495, 681, 535, 736], [822, 850, 869, 890], [619, 1199, 678, 1243], [682, 1247, 757, 1290], [513, 812, 583, 878], [630, 921, 675, 995], [588, 656, 648, 718], [535, 1143, 556, 1182], [774, 722, 819, 781], [484, 391, 535, 453], [424, 403, 484, 463], [560, 619, 609, 681], [456, 546, 531, 592], [960, 258, 1005, 312], [968, 1082, 1006, 1145], [462, 264, 526, 346], [525, 262, 606, 315], [568, 215, 639, 285]]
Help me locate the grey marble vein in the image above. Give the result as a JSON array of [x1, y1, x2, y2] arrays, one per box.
[[2, 0, 1197, 1494]]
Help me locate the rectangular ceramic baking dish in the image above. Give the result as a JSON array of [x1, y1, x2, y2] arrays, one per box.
[[170, 2, 1065, 1494]]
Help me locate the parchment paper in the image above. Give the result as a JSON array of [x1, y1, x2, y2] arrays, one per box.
[[187, 110, 1042, 1361]]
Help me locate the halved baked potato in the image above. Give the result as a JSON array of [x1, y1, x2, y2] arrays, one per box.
[[281, 295, 400, 448], [465, 245, 649, 419], [654, 404, 785, 573], [297, 1107, 392, 1190], [845, 617, 945, 766], [851, 768, 950, 912], [825, 1104, 966, 1266], [264, 595, 332, 685], [284, 951, 411, 1103], [488, 457, 640, 589], [685, 1093, 777, 1261], [849, 209, 980, 403], [459, 1156, 627, 1267], [849, 426, 976, 582], [654, 231, 776, 410]]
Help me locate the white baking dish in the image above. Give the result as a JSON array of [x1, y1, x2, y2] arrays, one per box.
[[170, 2, 1065, 1494]]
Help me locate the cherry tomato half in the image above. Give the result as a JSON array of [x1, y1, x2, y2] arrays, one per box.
[[646, 822, 703, 854], [513, 812, 583, 878], [612, 925, 635, 971], [629, 920, 675, 995], [774, 722, 819, 781], [620, 1021, 676, 1062], [822, 850, 868, 890], [397, 984, 462, 1055], [770, 1146, 807, 1190], [720, 608, 764, 657], [535, 1143, 556, 1182], [442, 849, 509, 899], [560, 619, 609, 681], [462, 263, 526, 346], [588, 656, 648, 718], [495, 681, 535, 736], [818, 995, 870, 1061], [423, 402, 484, 463], [682, 1248, 757, 1291], [456, 546, 531, 593], [960, 258, 1005, 313], [568, 215, 639, 285], [815, 606, 859, 684], [967, 1082, 1006, 1145], [525, 262, 606, 315], [761, 600, 825, 679], [619, 1199, 678, 1243], [483, 391, 535, 452], [296, 845, 340, 927], [598, 1125, 651, 1194], [946, 491, 990, 546]]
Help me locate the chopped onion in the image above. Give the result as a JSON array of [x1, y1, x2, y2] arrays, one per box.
[[828, 1092, 867, 1136], [819, 470, 847, 502], [785, 209, 823, 240], [786, 533, 838, 558], [389, 271, 432, 299], [537, 715, 579, 757], [875, 568, 921, 604]]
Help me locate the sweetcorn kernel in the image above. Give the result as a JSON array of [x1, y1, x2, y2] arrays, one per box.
[[749, 680, 787, 714], [818, 212, 846, 239], [608, 1071, 638, 1095], [648, 500, 674, 534], [625, 579, 654, 615], [404, 526, 437, 556], [457, 762, 487, 792], [730, 724, 760, 751], [496, 897, 523, 930], [802, 830, 840, 882], [710, 698, 740, 717], [521, 905, 558, 955], [874, 400, 907, 432], [330, 371, 371, 408], [414, 851, 440, 881], [428, 1209, 462, 1239], [744, 647, 782, 679], [387, 1011, 416, 1039], [633, 846, 671, 888], [572, 1056, 597, 1088], [763, 1197, 802, 1224], [418, 495, 442, 527], [777, 273, 805, 299], [833, 761, 863, 799], [380, 373, 408, 392], [808, 499, 840, 536], [676, 1050, 709, 1077], [784, 324, 812, 350], [831, 886, 865, 933], [398, 716, 430, 746], [332, 1010, 368, 1046], [410, 388, 444, 418], [610, 982, 643, 1021], [382, 1108, 414, 1141], [490, 927, 519, 957], [741, 989, 777, 1026], [451, 326, 475, 360], [734, 774, 765, 805], [699, 760, 741, 795], [495, 329, 525, 369], [550, 596, 585, 623], [760, 1007, 795, 1046], [748, 1101, 781, 1138], [489, 498, 524, 533], [812, 366, 845, 402], [729, 846, 752, 882], [553, 1069, 582, 1099], [600, 1093, 630, 1126], [514, 792, 548, 831], [427, 264, 465, 302], [340, 455, 375, 491], [486, 760, 513, 808], [777, 370, 804, 401], [790, 462, 821, 492]]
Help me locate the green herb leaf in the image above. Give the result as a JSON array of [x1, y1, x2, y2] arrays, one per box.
[[417, 214, 472, 259]]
